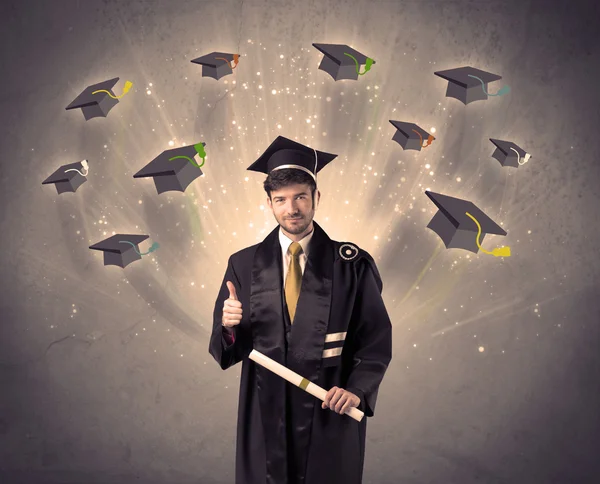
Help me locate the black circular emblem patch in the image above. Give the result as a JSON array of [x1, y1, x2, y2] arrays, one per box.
[[339, 243, 359, 261]]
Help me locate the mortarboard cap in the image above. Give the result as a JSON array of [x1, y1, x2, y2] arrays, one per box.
[[66, 78, 130, 120], [42, 160, 89, 194], [312, 43, 375, 81], [434, 66, 510, 105], [190, 52, 240, 80], [489, 138, 531, 167], [389, 121, 436, 151], [89, 234, 159, 268], [133, 143, 206, 194], [246, 136, 337, 182], [425, 190, 511, 257]]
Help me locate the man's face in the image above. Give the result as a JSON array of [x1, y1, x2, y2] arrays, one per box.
[[267, 183, 319, 235]]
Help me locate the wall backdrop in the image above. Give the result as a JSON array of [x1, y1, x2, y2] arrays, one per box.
[[1, 0, 599, 483]]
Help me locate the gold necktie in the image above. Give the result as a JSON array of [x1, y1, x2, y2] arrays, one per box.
[[285, 242, 303, 323]]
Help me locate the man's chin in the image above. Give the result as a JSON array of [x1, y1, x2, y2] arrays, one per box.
[[283, 220, 308, 234]]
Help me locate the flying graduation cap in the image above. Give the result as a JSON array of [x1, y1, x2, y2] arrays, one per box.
[[434, 66, 510, 105], [312, 43, 375, 81], [133, 143, 206, 194], [247, 136, 337, 183], [389, 121, 436, 151], [425, 190, 511, 257], [489, 139, 531, 168], [89, 234, 159, 268], [66, 77, 132, 120], [42, 160, 89, 194], [190, 52, 240, 80]]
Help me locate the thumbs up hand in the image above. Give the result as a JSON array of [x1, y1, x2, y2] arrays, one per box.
[[222, 281, 243, 328]]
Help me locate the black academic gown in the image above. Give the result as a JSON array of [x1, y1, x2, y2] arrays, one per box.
[[209, 221, 392, 484]]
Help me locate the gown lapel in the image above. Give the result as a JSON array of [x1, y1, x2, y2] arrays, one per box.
[[250, 225, 289, 482], [287, 221, 333, 371], [285, 221, 334, 481], [250, 221, 334, 482]]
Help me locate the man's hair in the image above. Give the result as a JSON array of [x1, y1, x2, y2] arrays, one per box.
[[263, 169, 317, 202]]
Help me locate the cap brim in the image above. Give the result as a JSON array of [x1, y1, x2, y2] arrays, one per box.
[[134, 144, 205, 178], [66, 77, 120, 109], [89, 234, 149, 253], [390, 120, 432, 139], [313, 43, 373, 65], [191, 52, 236, 67], [434, 67, 501, 87], [247, 136, 337, 175], [490, 138, 524, 155], [42, 162, 84, 184], [426, 191, 507, 235]]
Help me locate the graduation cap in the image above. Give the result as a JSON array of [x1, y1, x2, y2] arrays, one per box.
[[247, 136, 337, 182], [425, 190, 511, 257], [89, 234, 159, 268], [133, 143, 206, 194], [190, 52, 240, 80], [489, 139, 531, 167], [312, 43, 375, 81], [434, 66, 510, 105], [66, 78, 133, 120], [42, 160, 89, 194], [389, 121, 436, 151]]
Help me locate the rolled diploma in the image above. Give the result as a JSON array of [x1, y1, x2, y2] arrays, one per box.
[[249, 349, 364, 422]]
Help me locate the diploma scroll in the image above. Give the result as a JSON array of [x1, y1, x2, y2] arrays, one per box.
[[249, 349, 364, 422]]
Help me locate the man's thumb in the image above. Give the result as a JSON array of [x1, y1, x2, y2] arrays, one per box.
[[226, 281, 238, 300]]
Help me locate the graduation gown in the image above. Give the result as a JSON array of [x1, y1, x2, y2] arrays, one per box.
[[209, 221, 392, 484]]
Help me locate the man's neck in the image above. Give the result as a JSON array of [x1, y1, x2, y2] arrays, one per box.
[[281, 221, 314, 242]]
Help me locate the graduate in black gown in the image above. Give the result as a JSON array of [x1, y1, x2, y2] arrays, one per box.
[[209, 136, 393, 484]]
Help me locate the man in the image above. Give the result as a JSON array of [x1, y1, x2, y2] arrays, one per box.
[[209, 136, 392, 484]]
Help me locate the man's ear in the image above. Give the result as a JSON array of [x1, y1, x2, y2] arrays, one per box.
[[267, 196, 273, 209], [315, 190, 321, 209]]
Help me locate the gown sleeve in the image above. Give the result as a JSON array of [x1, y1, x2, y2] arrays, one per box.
[[345, 255, 393, 417], [209, 255, 252, 370]]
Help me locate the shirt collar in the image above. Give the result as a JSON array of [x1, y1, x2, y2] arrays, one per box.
[[279, 225, 314, 257]]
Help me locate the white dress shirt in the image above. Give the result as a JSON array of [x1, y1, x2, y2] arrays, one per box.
[[279, 226, 314, 287]]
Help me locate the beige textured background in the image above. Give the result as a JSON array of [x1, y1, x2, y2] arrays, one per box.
[[0, 0, 599, 482]]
